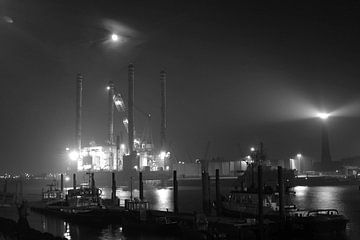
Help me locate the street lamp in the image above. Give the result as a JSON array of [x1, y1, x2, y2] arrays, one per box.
[[69, 150, 79, 161]]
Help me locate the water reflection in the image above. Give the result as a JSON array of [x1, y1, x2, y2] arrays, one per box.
[[64, 222, 71, 239], [293, 186, 308, 197]]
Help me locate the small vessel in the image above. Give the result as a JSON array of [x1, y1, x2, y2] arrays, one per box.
[[121, 198, 178, 234], [286, 209, 349, 234], [221, 187, 349, 235], [221, 188, 291, 218], [32, 173, 115, 225]]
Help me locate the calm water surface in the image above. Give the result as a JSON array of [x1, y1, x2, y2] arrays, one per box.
[[1, 180, 359, 240]]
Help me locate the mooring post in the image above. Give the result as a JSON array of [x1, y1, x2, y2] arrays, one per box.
[[73, 173, 76, 190], [215, 169, 221, 216], [60, 174, 64, 192], [91, 173, 96, 194], [3, 178, 7, 193], [251, 163, 255, 190], [202, 171, 210, 215], [130, 176, 133, 200], [112, 172, 117, 205], [278, 166, 285, 232], [139, 172, 143, 201], [173, 170, 178, 214], [258, 165, 264, 240]]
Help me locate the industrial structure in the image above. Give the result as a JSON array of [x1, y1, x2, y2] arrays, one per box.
[[72, 64, 170, 173]]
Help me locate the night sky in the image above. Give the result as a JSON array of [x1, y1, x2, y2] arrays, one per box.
[[1, 0, 360, 173]]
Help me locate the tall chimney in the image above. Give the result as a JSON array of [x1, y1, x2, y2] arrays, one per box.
[[76, 73, 83, 155], [160, 70, 167, 151], [108, 81, 115, 145], [128, 64, 135, 154]]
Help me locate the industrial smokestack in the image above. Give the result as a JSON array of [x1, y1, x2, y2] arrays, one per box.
[[160, 70, 167, 151], [75, 73, 83, 155], [128, 64, 135, 154], [108, 81, 115, 145]]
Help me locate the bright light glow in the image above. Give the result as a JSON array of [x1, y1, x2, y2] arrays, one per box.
[[120, 144, 125, 149], [250, 147, 255, 152], [317, 112, 330, 120], [3, 16, 14, 24], [294, 186, 308, 197], [65, 176, 70, 181], [69, 151, 79, 161], [159, 151, 166, 160], [106, 86, 110, 91], [65, 147, 70, 151], [297, 153, 302, 158], [111, 33, 119, 42]]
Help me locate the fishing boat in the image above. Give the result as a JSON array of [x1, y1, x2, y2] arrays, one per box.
[[31, 173, 123, 225]]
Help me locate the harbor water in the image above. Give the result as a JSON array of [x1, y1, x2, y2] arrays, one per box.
[[1, 179, 359, 240]]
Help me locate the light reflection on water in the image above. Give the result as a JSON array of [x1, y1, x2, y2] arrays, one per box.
[[292, 185, 360, 240]]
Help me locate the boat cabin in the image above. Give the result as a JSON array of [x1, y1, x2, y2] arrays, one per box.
[[67, 183, 102, 208], [42, 182, 64, 203]]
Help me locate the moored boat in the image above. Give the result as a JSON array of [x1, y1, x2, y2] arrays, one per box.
[[286, 209, 349, 234], [221, 187, 349, 235], [121, 198, 179, 234]]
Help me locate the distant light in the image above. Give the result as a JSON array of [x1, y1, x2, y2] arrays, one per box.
[[111, 33, 119, 42], [296, 153, 302, 158], [3, 16, 13, 24], [159, 151, 166, 160], [65, 147, 70, 151], [120, 144, 125, 149], [106, 86, 111, 91], [65, 176, 70, 181], [69, 151, 79, 161], [317, 112, 330, 120], [250, 147, 255, 152]]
